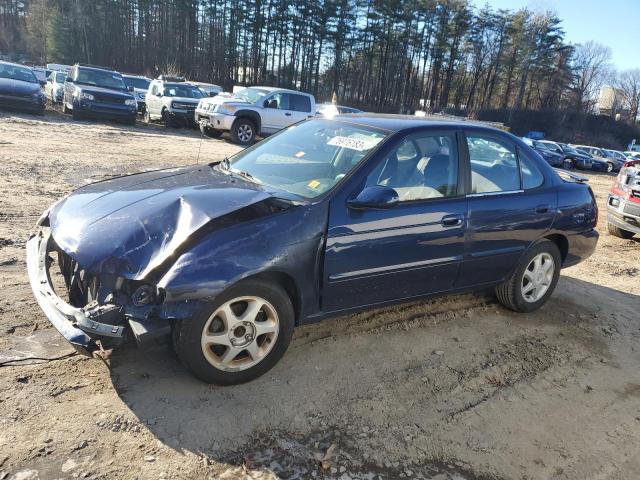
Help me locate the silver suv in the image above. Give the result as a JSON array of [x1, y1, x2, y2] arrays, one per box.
[[144, 76, 204, 127], [195, 86, 316, 145]]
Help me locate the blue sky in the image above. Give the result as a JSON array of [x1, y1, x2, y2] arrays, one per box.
[[472, 0, 639, 71]]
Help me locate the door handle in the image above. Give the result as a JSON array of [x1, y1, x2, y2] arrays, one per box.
[[535, 204, 550, 214], [285, 112, 292, 116], [441, 214, 464, 227]]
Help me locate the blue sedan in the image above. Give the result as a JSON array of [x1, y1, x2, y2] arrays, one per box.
[[27, 115, 599, 384]]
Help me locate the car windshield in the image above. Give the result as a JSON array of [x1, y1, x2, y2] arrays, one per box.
[[533, 141, 550, 150], [223, 119, 388, 199], [54, 72, 66, 82], [163, 84, 203, 98], [0, 64, 38, 83], [76, 69, 126, 90], [561, 144, 580, 155], [124, 77, 150, 90], [234, 87, 270, 104]]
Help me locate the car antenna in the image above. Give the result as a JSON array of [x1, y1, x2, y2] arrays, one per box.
[[196, 126, 204, 165]]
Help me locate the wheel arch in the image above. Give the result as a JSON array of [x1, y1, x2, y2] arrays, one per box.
[[543, 233, 569, 264], [239, 270, 302, 325], [234, 110, 261, 133]]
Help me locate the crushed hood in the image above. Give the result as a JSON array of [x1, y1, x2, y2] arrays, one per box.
[[48, 165, 287, 280]]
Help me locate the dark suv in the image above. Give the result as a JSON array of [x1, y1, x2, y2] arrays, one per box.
[[63, 64, 137, 124]]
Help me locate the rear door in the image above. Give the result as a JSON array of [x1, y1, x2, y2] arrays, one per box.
[[456, 131, 556, 287], [287, 94, 314, 125], [323, 129, 467, 312]]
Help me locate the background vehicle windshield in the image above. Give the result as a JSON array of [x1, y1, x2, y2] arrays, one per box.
[[235, 87, 270, 104], [0, 64, 38, 83], [76, 69, 126, 90], [227, 120, 388, 199], [163, 84, 203, 98], [54, 72, 66, 82], [124, 77, 150, 90]]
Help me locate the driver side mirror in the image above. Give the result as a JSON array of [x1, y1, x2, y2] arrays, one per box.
[[347, 185, 399, 210]]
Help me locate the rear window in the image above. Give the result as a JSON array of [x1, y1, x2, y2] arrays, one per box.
[[289, 94, 311, 113]]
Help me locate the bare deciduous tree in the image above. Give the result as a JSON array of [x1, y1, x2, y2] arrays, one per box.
[[615, 69, 640, 124], [571, 41, 612, 113]]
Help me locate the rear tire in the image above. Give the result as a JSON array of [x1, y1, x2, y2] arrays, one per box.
[[495, 240, 561, 313], [173, 279, 294, 385], [606, 162, 614, 173], [231, 117, 256, 145], [607, 222, 635, 239], [200, 124, 223, 139]]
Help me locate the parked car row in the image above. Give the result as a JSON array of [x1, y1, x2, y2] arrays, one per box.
[[523, 136, 637, 174]]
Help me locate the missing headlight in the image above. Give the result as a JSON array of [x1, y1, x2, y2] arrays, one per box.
[[132, 284, 157, 307]]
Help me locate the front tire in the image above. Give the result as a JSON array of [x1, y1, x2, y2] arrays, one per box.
[[173, 279, 294, 385], [495, 240, 561, 313], [607, 222, 635, 239], [562, 158, 574, 170], [231, 118, 256, 145], [162, 109, 176, 128]]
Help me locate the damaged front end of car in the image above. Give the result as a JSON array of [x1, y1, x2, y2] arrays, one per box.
[[26, 163, 309, 357], [27, 224, 173, 356]]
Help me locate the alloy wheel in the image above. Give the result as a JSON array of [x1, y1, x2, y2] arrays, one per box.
[[521, 252, 555, 303], [237, 123, 253, 143], [200, 296, 279, 372], [607, 163, 614, 173]]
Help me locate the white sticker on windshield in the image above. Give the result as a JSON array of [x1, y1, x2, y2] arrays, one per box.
[[327, 136, 380, 151]]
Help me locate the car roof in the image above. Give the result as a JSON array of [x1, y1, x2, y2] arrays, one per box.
[[76, 65, 121, 74], [0, 60, 31, 68], [327, 113, 502, 133], [249, 86, 312, 95], [123, 74, 150, 79]]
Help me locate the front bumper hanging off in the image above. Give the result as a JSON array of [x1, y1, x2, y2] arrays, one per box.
[[26, 228, 126, 356]]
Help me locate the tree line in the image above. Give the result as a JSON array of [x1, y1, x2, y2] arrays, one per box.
[[1, 0, 639, 122]]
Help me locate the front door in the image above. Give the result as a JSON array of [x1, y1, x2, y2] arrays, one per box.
[[456, 131, 557, 287], [323, 130, 467, 312], [261, 93, 293, 133]]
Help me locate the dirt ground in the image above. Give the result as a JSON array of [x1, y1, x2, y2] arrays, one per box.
[[0, 110, 639, 480]]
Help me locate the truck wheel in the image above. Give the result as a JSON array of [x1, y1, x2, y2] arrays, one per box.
[[607, 222, 635, 239], [495, 240, 561, 313], [200, 124, 223, 139], [173, 279, 294, 385], [231, 118, 256, 145], [162, 110, 176, 128]]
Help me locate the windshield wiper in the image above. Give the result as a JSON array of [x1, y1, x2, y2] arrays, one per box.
[[230, 168, 262, 184]]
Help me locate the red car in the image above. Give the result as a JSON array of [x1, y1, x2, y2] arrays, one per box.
[[607, 159, 640, 238]]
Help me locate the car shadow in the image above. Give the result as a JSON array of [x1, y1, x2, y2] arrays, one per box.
[[106, 276, 640, 463]]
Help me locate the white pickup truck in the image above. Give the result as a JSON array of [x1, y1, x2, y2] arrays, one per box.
[[195, 86, 316, 145]]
